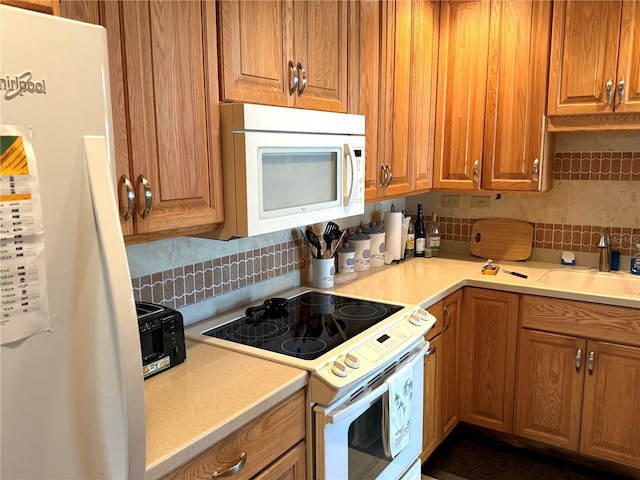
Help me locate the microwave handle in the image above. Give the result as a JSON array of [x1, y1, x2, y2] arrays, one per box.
[[323, 340, 429, 425], [344, 143, 356, 207]]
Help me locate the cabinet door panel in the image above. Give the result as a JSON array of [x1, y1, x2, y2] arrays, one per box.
[[123, 1, 223, 234], [581, 341, 640, 469], [547, 0, 622, 115], [218, 0, 292, 107], [616, 0, 640, 114], [440, 289, 461, 439], [421, 334, 442, 462], [294, 0, 347, 112], [482, 0, 551, 191], [434, 0, 490, 190], [515, 330, 585, 450], [459, 288, 518, 433]]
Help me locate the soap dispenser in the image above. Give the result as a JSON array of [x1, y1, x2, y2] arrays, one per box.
[[631, 244, 640, 275]]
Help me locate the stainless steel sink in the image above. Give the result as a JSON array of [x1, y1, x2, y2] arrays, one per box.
[[537, 269, 640, 296]]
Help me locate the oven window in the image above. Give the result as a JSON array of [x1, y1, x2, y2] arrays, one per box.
[[347, 397, 392, 479], [259, 148, 339, 213]]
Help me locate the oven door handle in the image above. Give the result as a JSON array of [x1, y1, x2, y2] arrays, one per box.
[[323, 340, 430, 425]]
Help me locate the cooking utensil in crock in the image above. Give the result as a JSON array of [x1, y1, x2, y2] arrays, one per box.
[[305, 229, 323, 259]]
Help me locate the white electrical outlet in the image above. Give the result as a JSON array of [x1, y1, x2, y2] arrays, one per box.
[[471, 195, 491, 208], [441, 195, 461, 208]]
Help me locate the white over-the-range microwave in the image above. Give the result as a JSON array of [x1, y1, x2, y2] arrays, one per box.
[[210, 103, 365, 239]]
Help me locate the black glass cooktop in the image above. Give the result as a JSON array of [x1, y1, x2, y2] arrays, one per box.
[[202, 292, 403, 360]]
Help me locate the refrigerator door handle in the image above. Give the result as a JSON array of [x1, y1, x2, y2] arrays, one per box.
[[84, 136, 146, 479]]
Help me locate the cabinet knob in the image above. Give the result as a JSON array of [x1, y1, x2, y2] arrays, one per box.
[[379, 164, 388, 189], [138, 174, 152, 219], [443, 306, 452, 332], [296, 61, 307, 96], [385, 163, 393, 187], [288, 60, 299, 96], [575, 348, 582, 372], [473, 160, 479, 183], [119, 175, 135, 221], [532, 158, 539, 183]]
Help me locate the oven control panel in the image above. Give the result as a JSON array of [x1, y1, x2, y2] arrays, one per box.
[[315, 307, 436, 404]]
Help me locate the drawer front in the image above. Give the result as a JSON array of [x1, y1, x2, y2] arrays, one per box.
[[521, 295, 640, 346], [164, 390, 306, 480]]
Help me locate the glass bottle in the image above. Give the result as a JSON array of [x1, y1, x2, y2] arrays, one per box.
[[414, 204, 426, 257], [427, 212, 440, 257], [405, 221, 415, 258]]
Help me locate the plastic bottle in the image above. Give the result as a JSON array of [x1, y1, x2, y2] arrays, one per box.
[[405, 221, 415, 258], [414, 204, 426, 257], [427, 212, 440, 257], [631, 244, 640, 275]]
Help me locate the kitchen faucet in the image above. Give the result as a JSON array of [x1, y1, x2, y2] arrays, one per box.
[[597, 229, 611, 272]]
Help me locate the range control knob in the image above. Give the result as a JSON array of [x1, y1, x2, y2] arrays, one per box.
[[409, 312, 423, 326], [331, 360, 348, 378], [344, 352, 360, 369]]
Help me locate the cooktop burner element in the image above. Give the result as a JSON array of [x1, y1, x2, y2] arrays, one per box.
[[202, 291, 403, 360]]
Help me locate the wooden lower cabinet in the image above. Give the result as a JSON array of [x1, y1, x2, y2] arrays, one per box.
[[459, 288, 519, 433], [163, 390, 306, 479], [421, 290, 461, 461], [516, 295, 640, 470]]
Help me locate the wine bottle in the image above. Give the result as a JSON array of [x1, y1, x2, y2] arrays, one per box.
[[405, 221, 415, 258], [414, 204, 426, 257], [427, 212, 440, 257]]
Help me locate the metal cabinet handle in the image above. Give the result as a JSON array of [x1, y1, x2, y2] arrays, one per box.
[[379, 164, 388, 189], [385, 163, 393, 186], [211, 452, 247, 478], [296, 61, 307, 96], [605, 79, 613, 105], [532, 158, 539, 182], [473, 160, 479, 183], [443, 306, 452, 332], [120, 175, 135, 221], [138, 174, 152, 219], [425, 344, 437, 356], [575, 348, 582, 372], [587, 351, 595, 375], [288, 60, 298, 96], [617, 78, 625, 105]]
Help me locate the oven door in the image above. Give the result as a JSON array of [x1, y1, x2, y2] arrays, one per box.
[[313, 340, 428, 480]]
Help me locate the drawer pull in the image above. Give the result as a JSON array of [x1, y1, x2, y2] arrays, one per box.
[[575, 348, 582, 372], [443, 306, 452, 332], [425, 344, 437, 356], [212, 452, 246, 478]]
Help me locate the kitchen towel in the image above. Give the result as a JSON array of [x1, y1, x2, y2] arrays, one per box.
[[382, 362, 413, 458], [384, 210, 404, 264]]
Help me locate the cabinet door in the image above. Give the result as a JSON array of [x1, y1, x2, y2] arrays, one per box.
[[515, 330, 585, 450], [459, 288, 519, 433], [379, 0, 439, 199], [547, 0, 622, 116], [2, 0, 59, 15], [482, 0, 552, 192], [349, 0, 382, 201], [581, 341, 640, 469], [293, 0, 348, 112], [253, 442, 306, 480], [440, 289, 461, 440], [421, 334, 442, 462], [615, 0, 640, 114], [433, 0, 490, 191], [121, 1, 224, 236], [218, 0, 293, 107]]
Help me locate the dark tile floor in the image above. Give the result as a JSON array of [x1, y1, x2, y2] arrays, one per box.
[[422, 426, 639, 480]]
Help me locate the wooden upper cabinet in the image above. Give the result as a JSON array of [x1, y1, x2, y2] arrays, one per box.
[[547, 0, 640, 129], [218, 0, 348, 112], [482, 0, 553, 191], [1, 0, 59, 15], [433, 0, 490, 191], [114, 1, 224, 239], [375, 0, 439, 200]]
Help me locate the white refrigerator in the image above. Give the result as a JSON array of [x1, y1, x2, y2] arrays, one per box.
[[0, 5, 145, 479]]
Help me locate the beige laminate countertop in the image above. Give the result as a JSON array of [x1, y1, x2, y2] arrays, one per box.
[[144, 341, 307, 480], [145, 255, 639, 479]]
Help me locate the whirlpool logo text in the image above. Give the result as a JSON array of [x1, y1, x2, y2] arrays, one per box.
[[0, 72, 47, 100]]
